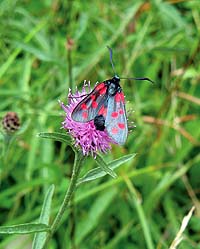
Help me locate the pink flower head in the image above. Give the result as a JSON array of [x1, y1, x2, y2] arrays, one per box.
[[60, 81, 113, 157]]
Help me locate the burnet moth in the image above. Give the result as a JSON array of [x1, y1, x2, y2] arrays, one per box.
[[71, 47, 153, 145]]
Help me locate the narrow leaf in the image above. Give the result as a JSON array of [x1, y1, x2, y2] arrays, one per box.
[[78, 154, 136, 185], [32, 184, 55, 249], [94, 154, 118, 179], [76, 188, 117, 243], [0, 223, 50, 234], [13, 41, 56, 62], [0, 20, 46, 78], [38, 132, 72, 145]]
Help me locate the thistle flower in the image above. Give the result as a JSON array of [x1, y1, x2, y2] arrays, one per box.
[[60, 81, 114, 157], [2, 112, 20, 133]]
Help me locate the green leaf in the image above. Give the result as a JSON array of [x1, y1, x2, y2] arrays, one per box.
[[32, 184, 55, 249], [38, 132, 72, 145], [78, 154, 136, 185], [0, 223, 50, 234], [74, 13, 88, 41], [0, 20, 46, 78], [95, 154, 117, 178], [13, 41, 57, 62], [76, 188, 117, 243]]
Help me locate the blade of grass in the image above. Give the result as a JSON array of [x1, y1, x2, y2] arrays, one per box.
[[0, 19, 46, 78], [0, 223, 50, 234], [76, 2, 141, 82], [32, 184, 55, 249], [123, 174, 154, 249]]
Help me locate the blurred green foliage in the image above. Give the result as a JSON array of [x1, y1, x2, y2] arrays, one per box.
[[0, 0, 200, 248]]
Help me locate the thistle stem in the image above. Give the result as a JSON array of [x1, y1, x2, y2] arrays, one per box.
[[43, 151, 84, 248]]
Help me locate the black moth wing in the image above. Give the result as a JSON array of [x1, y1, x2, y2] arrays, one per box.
[[71, 82, 108, 122], [105, 92, 128, 145]]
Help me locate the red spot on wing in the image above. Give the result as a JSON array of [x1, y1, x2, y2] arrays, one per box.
[[98, 106, 107, 116], [99, 86, 107, 95], [119, 109, 124, 115], [90, 95, 96, 101], [114, 92, 125, 103], [111, 127, 119, 134], [120, 93, 125, 103], [114, 92, 121, 102], [118, 123, 125, 129], [92, 101, 98, 108], [104, 108, 107, 116], [95, 83, 105, 91], [82, 111, 88, 119], [111, 112, 118, 118], [81, 103, 87, 110], [98, 106, 104, 115]]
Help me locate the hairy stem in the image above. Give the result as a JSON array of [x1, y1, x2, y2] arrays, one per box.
[[43, 151, 84, 248]]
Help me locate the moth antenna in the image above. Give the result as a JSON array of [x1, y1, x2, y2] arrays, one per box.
[[121, 77, 154, 84], [107, 46, 117, 76]]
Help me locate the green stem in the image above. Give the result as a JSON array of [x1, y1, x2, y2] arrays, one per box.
[[68, 49, 73, 91], [0, 133, 14, 181], [43, 151, 84, 248], [125, 176, 154, 249]]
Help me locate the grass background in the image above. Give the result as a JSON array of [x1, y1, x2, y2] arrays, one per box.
[[0, 0, 200, 248]]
